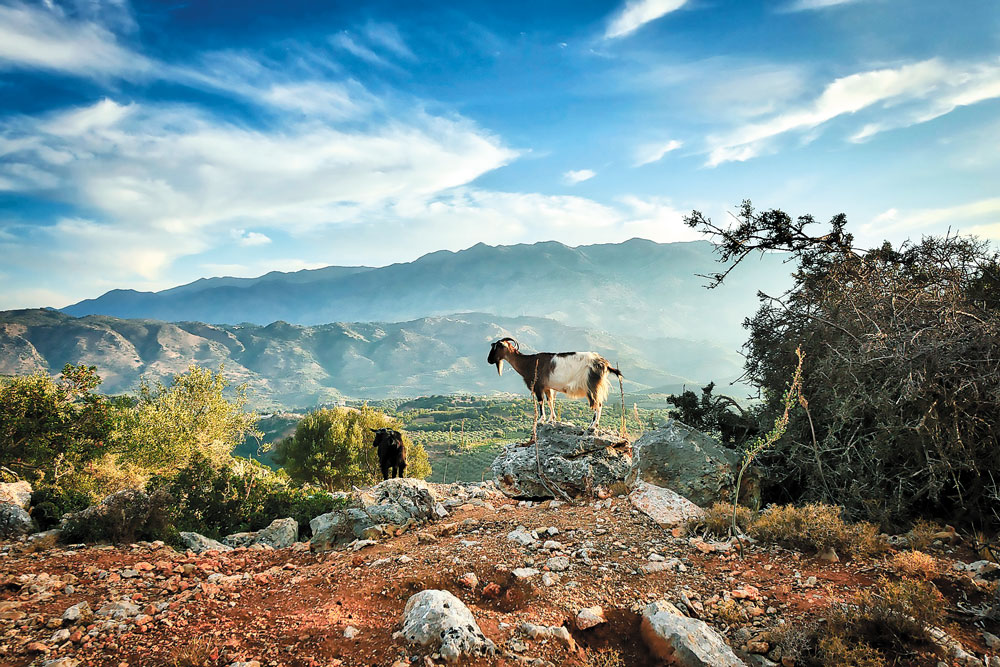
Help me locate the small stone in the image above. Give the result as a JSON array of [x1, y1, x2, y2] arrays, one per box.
[[648, 553, 665, 562], [541, 572, 559, 587], [545, 556, 570, 572], [51, 628, 71, 643], [26, 641, 49, 654], [458, 573, 479, 589], [576, 606, 607, 630], [512, 568, 540, 580], [747, 640, 770, 654], [344, 625, 359, 639], [817, 546, 839, 563]]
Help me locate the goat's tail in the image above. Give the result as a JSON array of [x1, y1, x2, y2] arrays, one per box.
[[607, 365, 623, 378]]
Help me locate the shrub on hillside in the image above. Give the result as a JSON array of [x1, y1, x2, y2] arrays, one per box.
[[61, 488, 175, 544], [29, 485, 91, 531], [749, 503, 886, 557], [272, 405, 431, 491], [687, 202, 1000, 529], [153, 454, 346, 540], [0, 364, 114, 482]]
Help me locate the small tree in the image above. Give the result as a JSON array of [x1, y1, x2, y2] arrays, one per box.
[[116, 366, 261, 475], [272, 405, 431, 490], [0, 364, 113, 481]]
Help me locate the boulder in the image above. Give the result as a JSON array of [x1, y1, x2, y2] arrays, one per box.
[[399, 589, 496, 662], [179, 532, 232, 554], [310, 479, 443, 551], [640, 600, 745, 666], [0, 502, 33, 539], [224, 518, 297, 549], [629, 420, 758, 508], [492, 421, 632, 499], [630, 481, 705, 526], [0, 481, 32, 509], [25, 529, 61, 552]]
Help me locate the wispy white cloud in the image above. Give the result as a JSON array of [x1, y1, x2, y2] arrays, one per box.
[[782, 0, 863, 12], [634, 139, 682, 166], [0, 1, 150, 77], [605, 0, 687, 40], [363, 22, 416, 61], [706, 58, 1000, 166], [863, 198, 1000, 238], [563, 169, 596, 184], [330, 32, 391, 68], [233, 229, 272, 247]]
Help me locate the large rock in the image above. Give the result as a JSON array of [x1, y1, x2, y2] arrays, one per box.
[[492, 421, 632, 499], [179, 532, 232, 554], [224, 518, 298, 549], [641, 601, 745, 666], [399, 589, 496, 662], [629, 420, 758, 508], [630, 481, 705, 526], [310, 478, 443, 551], [0, 481, 32, 509], [0, 503, 33, 539]]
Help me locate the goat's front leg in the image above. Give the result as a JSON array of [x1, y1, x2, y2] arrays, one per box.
[[589, 404, 603, 431]]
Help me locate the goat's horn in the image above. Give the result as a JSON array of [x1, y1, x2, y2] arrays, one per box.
[[498, 337, 519, 350]]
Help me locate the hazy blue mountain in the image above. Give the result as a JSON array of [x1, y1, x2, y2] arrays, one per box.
[[63, 239, 790, 347], [0, 309, 744, 408]]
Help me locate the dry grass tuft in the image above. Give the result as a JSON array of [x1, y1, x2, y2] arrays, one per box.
[[587, 648, 626, 667], [169, 639, 213, 667], [749, 503, 887, 557], [693, 502, 752, 538], [889, 550, 941, 580], [906, 519, 943, 552]]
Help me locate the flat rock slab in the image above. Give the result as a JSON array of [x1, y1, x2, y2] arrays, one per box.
[[629, 481, 705, 527], [492, 421, 632, 499], [641, 601, 745, 666], [0, 481, 32, 509]]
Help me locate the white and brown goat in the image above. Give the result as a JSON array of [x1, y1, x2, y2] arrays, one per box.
[[487, 337, 623, 430]]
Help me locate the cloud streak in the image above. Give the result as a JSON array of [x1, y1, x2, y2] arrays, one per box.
[[605, 0, 687, 40], [563, 169, 596, 184], [706, 58, 1000, 166]]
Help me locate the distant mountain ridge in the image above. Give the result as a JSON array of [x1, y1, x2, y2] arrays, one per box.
[[0, 309, 744, 408], [63, 239, 790, 347]]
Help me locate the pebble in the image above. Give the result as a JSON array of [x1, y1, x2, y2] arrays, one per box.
[[575, 606, 607, 630], [344, 625, 359, 639]]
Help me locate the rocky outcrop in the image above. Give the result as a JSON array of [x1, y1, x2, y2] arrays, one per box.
[[180, 532, 232, 554], [310, 478, 446, 551], [492, 422, 632, 499], [640, 600, 745, 666], [629, 420, 758, 508], [224, 518, 297, 549], [0, 503, 33, 539], [0, 481, 32, 509], [630, 481, 705, 526], [398, 589, 496, 662]]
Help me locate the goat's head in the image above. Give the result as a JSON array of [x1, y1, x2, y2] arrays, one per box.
[[487, 337, 519, 376], [368, 427, 400, 448]]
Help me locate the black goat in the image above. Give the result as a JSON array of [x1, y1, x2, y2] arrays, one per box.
[[370, 427, 407, 480]]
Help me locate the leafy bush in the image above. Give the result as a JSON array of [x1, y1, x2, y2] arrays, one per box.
[[750, 503, 886, 557], [687, 202, 1000, 529], [153, 454, 346, 540], [272, 405, 431, 491], [115, 365, 261, 475], [0, 364, 114, 481], [816, 636, 886, 667], [29, 485, 91, 531], [61, 488, 175, 544], [828, 578, 945, 648]]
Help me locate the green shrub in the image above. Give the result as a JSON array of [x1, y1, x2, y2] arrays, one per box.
[[61, 488, 175, 544], [153, 454, 346, 540], [272, 405, 431, 491], [29, 486, 91, 530]]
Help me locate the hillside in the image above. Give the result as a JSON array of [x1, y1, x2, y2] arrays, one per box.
[[0, 309, 743, 408], [62, 239, 791, 347]]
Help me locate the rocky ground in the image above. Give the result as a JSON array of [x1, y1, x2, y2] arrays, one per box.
[[2, 489, 999, 667]]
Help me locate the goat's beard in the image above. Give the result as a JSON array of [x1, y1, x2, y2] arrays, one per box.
[[496, 360, 504, 376]]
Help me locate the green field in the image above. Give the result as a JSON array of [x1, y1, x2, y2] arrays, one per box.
[[235, 394, 677, 483]]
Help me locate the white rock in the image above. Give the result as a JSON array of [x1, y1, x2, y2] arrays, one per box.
[[507, 526, 539, 547], [545, 556, 571, 572], [640, 600, 744, 666], [179, 532, 232, 554], [629, 481, 705, 527], [344, 625, 359, 639], [512, 568, 540, 580], [576, 606, 607, 630], [0, 481, 32, 509], [542, 540, 564, 551], [400, 590, 496, 663]]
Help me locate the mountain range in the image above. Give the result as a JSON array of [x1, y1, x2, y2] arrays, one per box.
[[2, 239, 790, 405], [0, 309, 745, 408], [62, 239, 790, 347]]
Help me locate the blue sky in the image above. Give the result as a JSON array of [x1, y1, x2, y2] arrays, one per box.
[[1, 0, 998, 309]]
